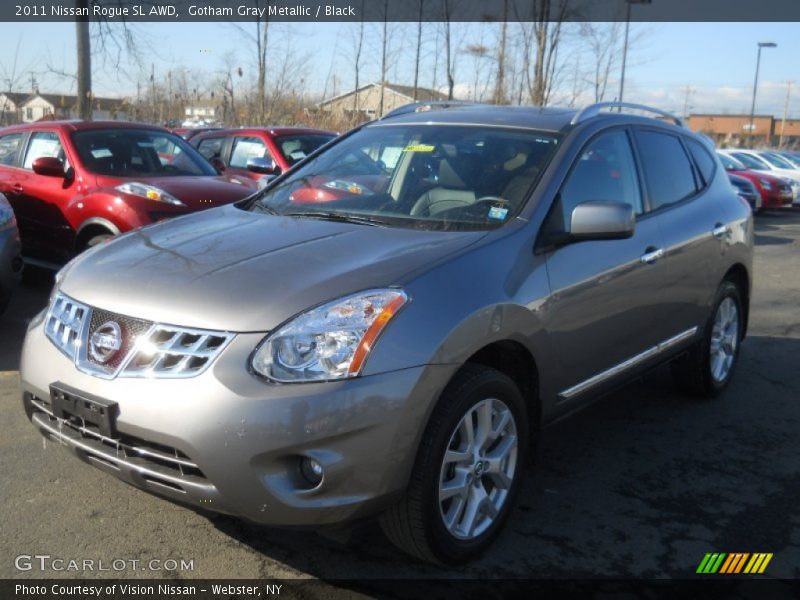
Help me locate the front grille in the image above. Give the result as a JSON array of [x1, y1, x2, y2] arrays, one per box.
[[45, 292, 234, 380], [86, 308, 153, 372], [28, 393, 206, 480], [44, 295, 89, 359]]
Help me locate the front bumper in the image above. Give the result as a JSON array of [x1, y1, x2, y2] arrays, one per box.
[[20, 315, 453, 527]]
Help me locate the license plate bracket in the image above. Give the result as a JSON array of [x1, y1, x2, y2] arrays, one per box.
[[50, 382, 119, 439]]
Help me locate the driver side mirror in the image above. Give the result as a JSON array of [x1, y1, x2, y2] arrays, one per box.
[[569, 200, 635, 241], [246, 156, 280, 176], [32, 156, 66, 178]]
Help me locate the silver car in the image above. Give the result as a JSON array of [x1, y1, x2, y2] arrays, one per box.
[[20, 102, 753, 564]]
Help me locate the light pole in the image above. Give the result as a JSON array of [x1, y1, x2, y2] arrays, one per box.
[[618, 0, 652, 107], [748, 42, 777, 146]]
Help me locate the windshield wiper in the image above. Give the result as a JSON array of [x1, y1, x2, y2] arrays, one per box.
[[253, 201, 279, 215], [283, 211, 391, 227]]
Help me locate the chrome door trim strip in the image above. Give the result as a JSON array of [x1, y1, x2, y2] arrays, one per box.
[[558, 326, 698, 400]]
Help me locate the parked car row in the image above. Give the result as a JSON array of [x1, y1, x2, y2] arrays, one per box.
[[718, 148, 800, 213], [0, 121, 336, 270]]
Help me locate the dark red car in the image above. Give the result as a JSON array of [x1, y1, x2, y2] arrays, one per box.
[[0, 121, 254, 265], [717, 152, 793, 209], [191, 127, 337, 188]]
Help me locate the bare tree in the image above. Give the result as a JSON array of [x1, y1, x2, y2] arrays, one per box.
[[442, 0, 455, 100], [580, 22, 623, 103], [231, 0, 270, 125], [351, 8, 365, 117], [378, 0, 390, 115], [412, 0, 425, 100], [493, 1, 509, 104]]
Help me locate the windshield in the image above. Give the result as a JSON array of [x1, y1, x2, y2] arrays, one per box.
[[72, 129, 218, 177], [761, 152, 797, 169], [730, 152, 769, 171], [274, 133, 336, 166], [250, 124, 560, 231], [717, 152, 745, 171]]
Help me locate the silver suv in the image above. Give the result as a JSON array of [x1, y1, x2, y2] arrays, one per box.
[[21, 102, 753, 564]]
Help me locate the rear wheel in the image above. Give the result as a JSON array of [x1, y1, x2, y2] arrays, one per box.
[[380, 365, 528, 564], [672, 280, 743, 398]]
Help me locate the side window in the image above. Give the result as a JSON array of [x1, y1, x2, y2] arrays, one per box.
[[557, 129, 643, 231], [23, 131, 64, 170], [229, 136, 272, 169], [686, 138, 716, 187], [634, 130, 697, 211], [0, 133, 24, 166], [196, 136, 224, 161]]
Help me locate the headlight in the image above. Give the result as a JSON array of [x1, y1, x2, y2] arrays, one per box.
[[115, 182, 185, 206], [757, 178, 772, 191], [252, 289, 408, 382]]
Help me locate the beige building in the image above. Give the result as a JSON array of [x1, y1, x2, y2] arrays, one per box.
[[686, 113, 800, 148], [318, 82, 449, 120]]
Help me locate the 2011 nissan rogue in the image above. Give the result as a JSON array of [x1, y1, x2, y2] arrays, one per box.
[[21, 102, 753, 564]]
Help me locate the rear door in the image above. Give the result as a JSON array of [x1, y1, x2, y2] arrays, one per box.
[[633, 130, 734, 334], [543, 128, 670, 406]]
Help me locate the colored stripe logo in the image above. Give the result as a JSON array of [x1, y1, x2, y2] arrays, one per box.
[[697, 552, 773, 574]]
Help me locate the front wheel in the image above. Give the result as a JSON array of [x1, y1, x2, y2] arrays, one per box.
[[672, 280, 743, 398], [380, 365, 528, 564]]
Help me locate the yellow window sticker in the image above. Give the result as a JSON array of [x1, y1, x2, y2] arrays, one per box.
[[403, 144, 435, 153]]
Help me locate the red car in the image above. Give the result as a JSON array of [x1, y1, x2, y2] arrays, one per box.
[[190, 127, 337, 188], [717, 152, 793, 209], [0, 121, 254, 266]]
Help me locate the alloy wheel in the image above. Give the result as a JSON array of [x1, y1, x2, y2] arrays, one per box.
[[710, 297, 739, 383]]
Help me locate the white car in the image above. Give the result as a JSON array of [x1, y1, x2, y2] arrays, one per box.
[[719, 149, 800, 203]]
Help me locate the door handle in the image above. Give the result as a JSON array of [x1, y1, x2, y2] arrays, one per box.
[[712, 223, 730, 239], [10, 184, 23, 194], [640, 247, 664, 264]]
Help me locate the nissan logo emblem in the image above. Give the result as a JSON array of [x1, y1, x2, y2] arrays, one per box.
[[89, 321, 123, 363]]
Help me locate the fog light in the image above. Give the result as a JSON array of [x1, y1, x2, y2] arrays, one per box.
[[300, 457, 324, 486]]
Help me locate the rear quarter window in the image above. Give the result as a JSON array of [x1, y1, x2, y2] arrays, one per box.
[[686, 138, 716, 187], [634, 129, 697, 211], [0, 132, 24, 166]]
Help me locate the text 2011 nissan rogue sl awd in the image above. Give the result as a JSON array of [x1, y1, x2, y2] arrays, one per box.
[[21, 102, 753, 564]]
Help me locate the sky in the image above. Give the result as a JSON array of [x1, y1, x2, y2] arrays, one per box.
[[0, 21, 798, 119]]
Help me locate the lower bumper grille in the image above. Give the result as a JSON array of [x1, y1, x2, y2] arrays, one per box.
[[26, 392, 215, 498]]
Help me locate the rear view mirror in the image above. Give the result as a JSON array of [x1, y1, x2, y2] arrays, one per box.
[[32, 157, 66, 178], [569, 201, 635, 241]]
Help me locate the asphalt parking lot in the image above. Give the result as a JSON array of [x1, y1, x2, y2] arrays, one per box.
[[1, 209, 799, 583]]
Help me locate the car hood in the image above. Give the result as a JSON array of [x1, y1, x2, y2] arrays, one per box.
[[60, 204, 486, 331], [95, 175, 255, 209]]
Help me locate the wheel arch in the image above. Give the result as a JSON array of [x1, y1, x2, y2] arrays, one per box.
[[722, 263, 750, 338], [75, 217, 120, 252]]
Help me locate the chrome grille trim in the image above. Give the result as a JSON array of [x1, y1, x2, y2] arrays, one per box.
[[44, 294, 89, 360], [119, 326, 234, 378], [29, 394, 204, 476], [45, 292, 234, 380]]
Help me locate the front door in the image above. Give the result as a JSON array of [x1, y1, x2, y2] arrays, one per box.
[[542, 128, 669, 405]]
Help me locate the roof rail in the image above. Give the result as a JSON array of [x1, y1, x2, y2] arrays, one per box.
[[571, 102, 685, 128], [380, 100, 478, 120]]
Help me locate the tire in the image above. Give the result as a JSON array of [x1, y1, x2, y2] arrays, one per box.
[[672, 280, 743, 398], [380, 364, 528, 564], [85, 233, 113, 249]]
